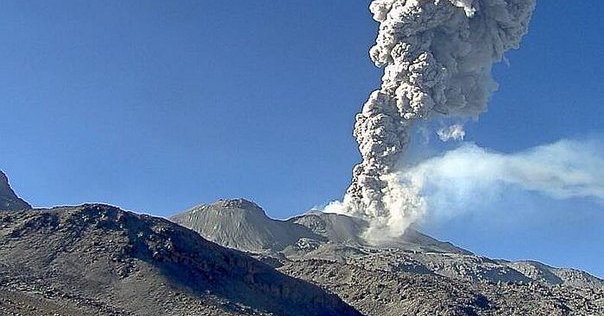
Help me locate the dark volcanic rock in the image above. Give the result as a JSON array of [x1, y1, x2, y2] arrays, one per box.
[[0, 171, 31, 211], [0, 204, 362, 316]]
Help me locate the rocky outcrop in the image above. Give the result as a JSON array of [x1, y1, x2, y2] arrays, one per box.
[[0, 204, 361, 316], [0, 171, 31, 211]]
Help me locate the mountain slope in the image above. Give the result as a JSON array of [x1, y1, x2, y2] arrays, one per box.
[[171, 199, 604, 315], [171, 199, 324, 252], [0, 171, 31, 211], [0, 204, 362, 316], [173, 199, 603, 288], [172, 199, 469, 255], [288, 210, 471, 254]]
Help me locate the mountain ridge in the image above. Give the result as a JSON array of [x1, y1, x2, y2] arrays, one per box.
[[172, 198, 470, 255], [171, 198, 604, 315], [0, 203, 362, 315], [171, 198, 603, 288]]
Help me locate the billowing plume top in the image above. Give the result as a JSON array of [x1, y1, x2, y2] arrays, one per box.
[[343, 0, 535, 233], [368, 0, 534, 119]]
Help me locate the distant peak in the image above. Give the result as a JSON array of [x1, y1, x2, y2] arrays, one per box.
[[0, 170, 32, 211], [211, 198, 263, 211]]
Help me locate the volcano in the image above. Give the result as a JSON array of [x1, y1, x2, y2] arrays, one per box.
[[172, 199, 604, 315]]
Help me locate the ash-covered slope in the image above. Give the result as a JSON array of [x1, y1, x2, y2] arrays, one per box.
[[171, 199, 323, 252], [171, 199, 468, 255], [0, 204, 361, 316], [0, 171, 31, 211], [288, 210, 471, 254]]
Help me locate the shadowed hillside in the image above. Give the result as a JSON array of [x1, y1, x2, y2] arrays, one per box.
[[0, 204, 361, 316]]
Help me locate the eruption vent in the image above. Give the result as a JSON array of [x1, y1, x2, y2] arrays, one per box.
[[341, 0, 536, 233]]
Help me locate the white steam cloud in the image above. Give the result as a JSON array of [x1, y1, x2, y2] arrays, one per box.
[[340, 0, 536, 235], [395, 139, 604, 227], [404, 139, 604, 202], [437, 124, 466, 142]]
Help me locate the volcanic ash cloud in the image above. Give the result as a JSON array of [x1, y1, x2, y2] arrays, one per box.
[[340, 0, 536, 234]]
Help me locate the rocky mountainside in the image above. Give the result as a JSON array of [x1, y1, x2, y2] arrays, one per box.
[[2, 170, 602, 316], [280, 258, 604, 316], [172, 199, 604, 316], [0, 204, 361, 316], [0, 171, 31, 211]]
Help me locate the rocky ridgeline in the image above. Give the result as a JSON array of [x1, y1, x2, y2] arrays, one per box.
[[172, 199, 604, 316]]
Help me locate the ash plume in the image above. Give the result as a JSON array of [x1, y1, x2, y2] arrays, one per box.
[[339, 0, 536, 235]]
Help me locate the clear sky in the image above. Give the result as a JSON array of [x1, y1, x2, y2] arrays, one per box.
[[1, 2, 602, 276]]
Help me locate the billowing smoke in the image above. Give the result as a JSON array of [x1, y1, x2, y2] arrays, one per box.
[[338, 0, 536, 236]]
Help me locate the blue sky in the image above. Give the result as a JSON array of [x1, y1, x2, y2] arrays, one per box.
[[1, 2, 602, 276]]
